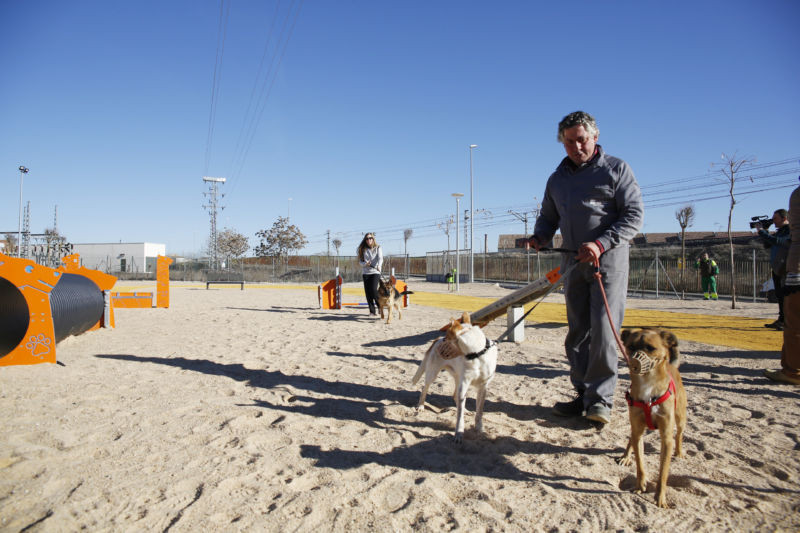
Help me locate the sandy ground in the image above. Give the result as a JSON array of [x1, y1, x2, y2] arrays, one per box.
[[1, 281, 798, 532]]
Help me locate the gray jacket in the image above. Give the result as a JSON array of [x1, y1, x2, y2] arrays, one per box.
[[359, 245, 383, 275], [534, 145, 643, 254]]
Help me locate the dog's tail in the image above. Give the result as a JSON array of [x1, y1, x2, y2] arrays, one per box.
[[412, 338, 438, 384]]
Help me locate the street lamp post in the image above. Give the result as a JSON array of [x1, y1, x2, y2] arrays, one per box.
[[468, 144, 477, 283], [17, 166, 29, 258], [452, 193, 464, 292]]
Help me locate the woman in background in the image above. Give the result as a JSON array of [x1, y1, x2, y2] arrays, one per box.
[[357, 233, 383, 316]]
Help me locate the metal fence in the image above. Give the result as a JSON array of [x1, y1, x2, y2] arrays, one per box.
[[117, 247, 772, 301]]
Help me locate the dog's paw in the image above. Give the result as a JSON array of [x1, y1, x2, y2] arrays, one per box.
[[655, 492, 669, 508], [616, 454, 633, 467], [415, 405, 425, 413], [452, 432, 464, 444]]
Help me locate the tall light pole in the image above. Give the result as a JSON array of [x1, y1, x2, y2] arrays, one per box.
[[452, 193, 464, 292], [468, 144, 477, 283], [17, 166, 29, 258]]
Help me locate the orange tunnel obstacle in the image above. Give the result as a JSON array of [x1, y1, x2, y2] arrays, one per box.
[[0, 253, 116, 366]]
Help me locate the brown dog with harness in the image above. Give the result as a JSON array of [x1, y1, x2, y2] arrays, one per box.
[[617, 328, 687, 508]]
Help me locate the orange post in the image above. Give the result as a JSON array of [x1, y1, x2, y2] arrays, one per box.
[[156, 255, 173, 308], [319, 278, 339, 309]]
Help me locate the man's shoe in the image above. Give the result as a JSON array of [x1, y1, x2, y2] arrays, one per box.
[[585, 403, 611, 424], [552, 396, 584, 417], [764, 369, 800, 385], [765, 320, 784, 329]]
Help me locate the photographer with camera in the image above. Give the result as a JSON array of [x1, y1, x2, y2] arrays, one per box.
[[756, 209, 790, 330], [765, 187, 800, 386]]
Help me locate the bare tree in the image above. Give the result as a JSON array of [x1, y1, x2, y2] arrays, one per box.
[[403, 228, 413, 277], [332, 238, 342, 267], [217, 228, 249, 268], [675, 204, 695, 299], [437, 216, 455, 265], [716, 152, 754, 309], [3, 233, 18, 255], [254, 216, 308, 266]]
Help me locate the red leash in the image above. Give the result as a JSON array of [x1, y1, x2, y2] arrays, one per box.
[[592, 258, 676, 430], [591, 260, 631, 367]]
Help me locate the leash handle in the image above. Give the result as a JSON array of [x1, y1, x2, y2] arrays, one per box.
[[537, 246, 576, 254]]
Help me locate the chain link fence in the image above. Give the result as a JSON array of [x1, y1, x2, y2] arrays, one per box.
[[116, 245, 772, 301]]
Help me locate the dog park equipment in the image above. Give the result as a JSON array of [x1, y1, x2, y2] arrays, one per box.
[[469, 266, 562, 326], [110, 255, 173, 308], [318, 269, 409, 310], [0, 252, 116, 366], [438, 266, 564, 343]]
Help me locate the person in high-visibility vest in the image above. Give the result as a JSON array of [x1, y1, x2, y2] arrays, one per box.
[[694, 252, 719, 300]]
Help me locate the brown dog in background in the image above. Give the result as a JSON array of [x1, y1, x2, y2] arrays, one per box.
[[617, 328, 687, 508], [377, 278, 413, 324]]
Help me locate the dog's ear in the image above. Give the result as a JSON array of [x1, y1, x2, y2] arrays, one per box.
[[620, 329, 632, 343], [461, 311, 471, 325], [659, 330, 681, 367]]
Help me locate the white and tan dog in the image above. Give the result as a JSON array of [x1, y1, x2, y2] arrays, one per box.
[[412, 312, 498, 443]]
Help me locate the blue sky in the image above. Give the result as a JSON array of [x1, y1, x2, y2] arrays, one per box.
[[2, 0, 798, 258]]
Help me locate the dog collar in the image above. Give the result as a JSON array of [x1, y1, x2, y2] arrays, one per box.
[[465, 338, 494, 360], [625, 378, 676, 431]]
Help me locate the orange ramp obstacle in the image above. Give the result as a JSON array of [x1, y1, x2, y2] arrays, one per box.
[[440, 266, 564, 331], [0, 253, 116, 366], [110, 255, 173, 309]]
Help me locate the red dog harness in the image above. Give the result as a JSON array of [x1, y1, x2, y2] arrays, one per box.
[[625, 378, 676, 431]]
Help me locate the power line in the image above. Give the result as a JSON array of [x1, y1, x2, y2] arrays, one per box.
[[203, 0, 231, 175], [227, 0, 304, 198]]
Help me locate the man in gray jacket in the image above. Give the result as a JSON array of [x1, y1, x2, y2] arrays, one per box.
[[529, 111, 644, 424]]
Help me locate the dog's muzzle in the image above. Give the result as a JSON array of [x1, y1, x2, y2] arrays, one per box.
[[439, 339, 462, 360], [629, 350, 655, 375]]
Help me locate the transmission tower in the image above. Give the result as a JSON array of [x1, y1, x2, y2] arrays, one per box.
[[21, 201, 31, 259], [202, 176, 226, 269]]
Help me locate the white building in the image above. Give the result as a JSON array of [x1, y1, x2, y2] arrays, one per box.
[[72, 242, 166, 273]]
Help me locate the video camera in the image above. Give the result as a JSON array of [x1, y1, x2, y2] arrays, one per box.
[[749, 216, 773, 230]]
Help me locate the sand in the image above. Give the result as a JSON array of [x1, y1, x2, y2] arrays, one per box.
[[1, 280, 798, 532]]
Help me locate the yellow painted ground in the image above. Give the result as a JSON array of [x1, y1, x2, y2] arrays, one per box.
[[341, 288, 782, 353], [113, 283, 781, 352]]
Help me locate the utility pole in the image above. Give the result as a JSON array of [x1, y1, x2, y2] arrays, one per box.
[[21, 201, 31, 259], [509, 209, 532, 282], [464, 209, 469, 253], [17, 165, 28, 257], [326, 230, 331, 256], [202, 176, 226, 269]]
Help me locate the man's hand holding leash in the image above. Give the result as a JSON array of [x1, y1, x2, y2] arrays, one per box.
[[576, 241, 602, 264]]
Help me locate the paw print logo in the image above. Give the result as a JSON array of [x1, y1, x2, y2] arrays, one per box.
[[25, 334, 52, 359]]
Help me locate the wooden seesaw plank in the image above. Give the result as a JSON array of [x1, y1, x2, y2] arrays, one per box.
[[441, 266, 564, 330]]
